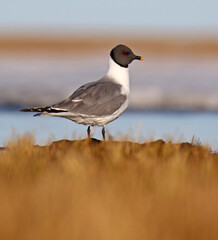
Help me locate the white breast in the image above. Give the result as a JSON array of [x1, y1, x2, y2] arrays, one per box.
[[106, 57, 130, 95]]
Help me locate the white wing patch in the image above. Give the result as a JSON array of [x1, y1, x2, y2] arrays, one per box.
[[51, 107, 68, 111], [72, 99, 82, 102]]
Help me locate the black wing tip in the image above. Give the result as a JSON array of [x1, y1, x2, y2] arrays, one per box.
[[20, 108, 33, 112], [20, 107, 44, 112], [20, 106, 68, 113]]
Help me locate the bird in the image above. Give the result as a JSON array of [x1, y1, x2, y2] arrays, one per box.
[[21, 44, 144, 140]]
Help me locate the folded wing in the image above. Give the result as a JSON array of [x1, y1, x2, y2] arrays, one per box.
[[52, 81, 127, 116]]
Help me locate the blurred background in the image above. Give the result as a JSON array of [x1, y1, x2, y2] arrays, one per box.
[[0, 0, 218, 148]]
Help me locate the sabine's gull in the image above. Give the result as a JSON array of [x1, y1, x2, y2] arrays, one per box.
[[21, 44, 144, 140]]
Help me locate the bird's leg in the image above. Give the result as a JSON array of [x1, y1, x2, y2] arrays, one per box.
[[87, 126, 91, 139], [102, 126, 106, 141]]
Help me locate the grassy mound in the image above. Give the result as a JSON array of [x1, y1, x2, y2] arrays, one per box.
[[0, 136, 218, 240]]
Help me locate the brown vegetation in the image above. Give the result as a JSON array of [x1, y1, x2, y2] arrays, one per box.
[[0, 35, 218, 57], [0, 136, 218, 240]]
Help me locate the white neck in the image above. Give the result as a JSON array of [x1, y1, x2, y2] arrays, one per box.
[[106, 57, 130, 94]]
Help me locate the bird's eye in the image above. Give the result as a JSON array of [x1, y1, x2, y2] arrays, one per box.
[[123, 51, 129, 56]]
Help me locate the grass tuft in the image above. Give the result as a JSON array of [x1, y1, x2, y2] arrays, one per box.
[[0, 136, 218, 240]]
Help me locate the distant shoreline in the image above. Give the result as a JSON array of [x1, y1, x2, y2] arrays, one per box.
[[0, 35, 218, 57]]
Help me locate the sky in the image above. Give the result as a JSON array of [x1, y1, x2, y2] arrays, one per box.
[[0, 0, 218, 34]]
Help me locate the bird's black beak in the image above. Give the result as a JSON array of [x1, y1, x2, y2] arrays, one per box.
[[135, 55, 144, 61]]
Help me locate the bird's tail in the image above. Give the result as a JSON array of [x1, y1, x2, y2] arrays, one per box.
[[20, 106, 68, 117], [20, 106, 52, 113]]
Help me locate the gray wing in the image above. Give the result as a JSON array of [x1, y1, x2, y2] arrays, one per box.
[[52, 81, 127, 116]]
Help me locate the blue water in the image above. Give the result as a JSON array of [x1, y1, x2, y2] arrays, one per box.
[[0, 110, 217, 151]]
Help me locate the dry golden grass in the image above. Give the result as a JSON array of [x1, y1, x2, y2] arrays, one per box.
[[0, 136, 218, 240]]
